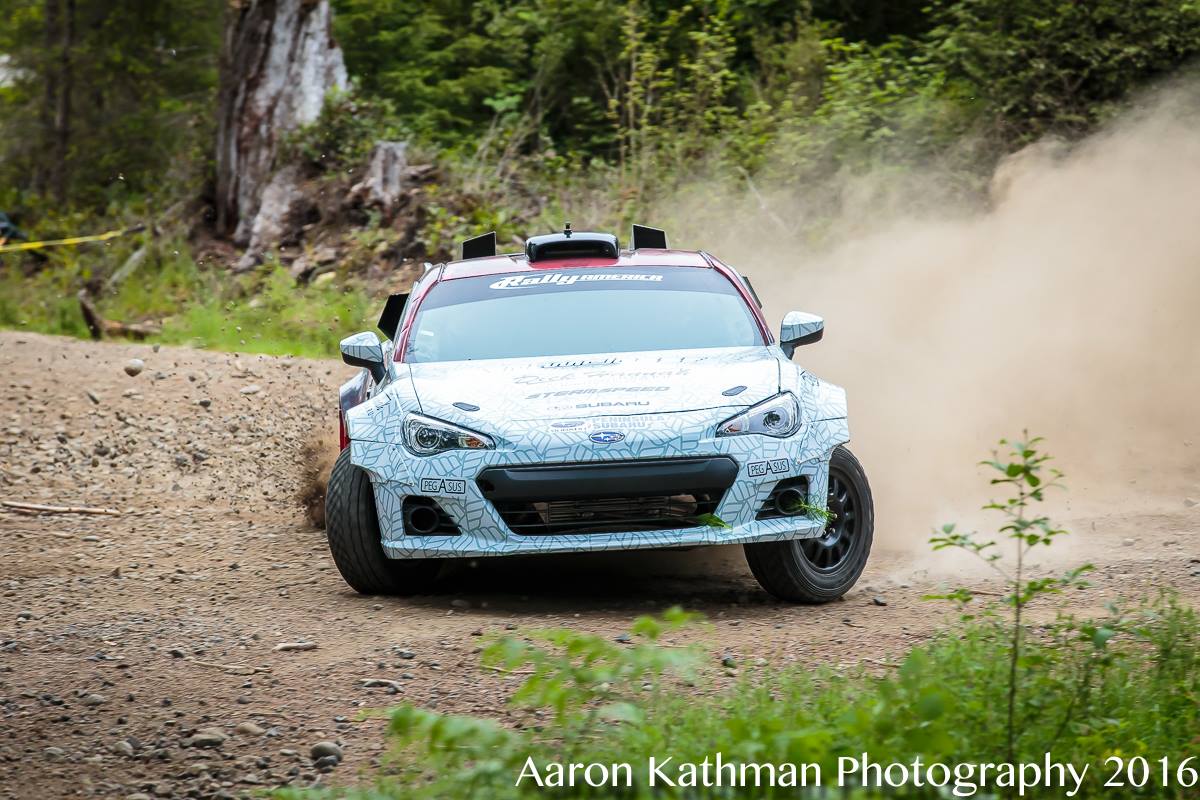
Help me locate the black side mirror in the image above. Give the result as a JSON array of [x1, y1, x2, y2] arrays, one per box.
[[340, 331, 386, 383], [779, 311, 824, 358]]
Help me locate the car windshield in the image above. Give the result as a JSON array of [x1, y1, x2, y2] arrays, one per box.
[[404, 267, 763, 363]]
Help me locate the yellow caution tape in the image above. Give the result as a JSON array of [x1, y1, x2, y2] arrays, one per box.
[[0, 223, 146, 254]]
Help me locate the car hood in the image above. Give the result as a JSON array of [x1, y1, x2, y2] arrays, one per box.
[[405, 346, 781, 422]]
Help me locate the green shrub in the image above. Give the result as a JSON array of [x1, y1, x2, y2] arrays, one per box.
[[277, 597, 1199, 799], [154, 266, 377, 358], [1, 233, 377, 359]]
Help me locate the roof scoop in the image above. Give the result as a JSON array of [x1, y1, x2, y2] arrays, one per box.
[[525, 224, 619, 262]]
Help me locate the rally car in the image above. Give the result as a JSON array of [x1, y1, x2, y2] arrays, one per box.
[[326, 225, 873, 602]]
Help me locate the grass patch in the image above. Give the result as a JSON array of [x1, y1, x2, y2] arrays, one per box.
[[153, 268, 376, 358], [0, 241, 376, 359]]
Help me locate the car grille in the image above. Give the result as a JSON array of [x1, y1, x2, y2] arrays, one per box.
[[492, 492, 724, 535], [477, 457, 738, 536]]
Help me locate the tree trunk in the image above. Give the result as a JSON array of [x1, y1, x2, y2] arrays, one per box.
[[35, 0, 60, 196], [214, 0, 346, 249], [51, 0, 75, 203]]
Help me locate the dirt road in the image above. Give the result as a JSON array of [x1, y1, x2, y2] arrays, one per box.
[[1, 332, 1197, 799]]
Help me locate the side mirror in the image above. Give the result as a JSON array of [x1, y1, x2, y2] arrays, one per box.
[[340, 331, 386, 383], [779, 311, 824, 358]]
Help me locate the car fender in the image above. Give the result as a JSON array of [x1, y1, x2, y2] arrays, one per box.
[[339, 370, 372, 417], [341, 371, 427, 483], [338, 370, 371, 450], [784, 367, 850, 448]]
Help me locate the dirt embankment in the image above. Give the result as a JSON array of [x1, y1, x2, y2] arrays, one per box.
[[0, 331, 1197, 799]]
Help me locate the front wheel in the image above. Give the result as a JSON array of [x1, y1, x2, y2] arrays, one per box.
[[325, 449, 441, 595], [744, 445, 874, 603]]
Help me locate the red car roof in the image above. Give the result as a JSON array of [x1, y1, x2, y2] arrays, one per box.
[[440, 248, 713, 280]]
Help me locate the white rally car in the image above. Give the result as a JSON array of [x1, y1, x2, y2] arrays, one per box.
[[327, 226, 873, 601]]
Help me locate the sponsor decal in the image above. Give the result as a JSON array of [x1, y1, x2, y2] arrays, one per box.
[[419, 478, 466, 494], [589, 431, 626, 444], [748, 459, 792, 477], [514, 368, 689, 385], [526, 386, 670, 400], [490, 273, 663, 290], [575, 400, 650, 409], [538, 358, 621, 369]]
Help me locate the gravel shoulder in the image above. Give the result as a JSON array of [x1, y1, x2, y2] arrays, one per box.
[[1, 331, 1197, 799]]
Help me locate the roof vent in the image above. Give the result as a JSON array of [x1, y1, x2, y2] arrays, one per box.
[[525, 223, 619, 262]]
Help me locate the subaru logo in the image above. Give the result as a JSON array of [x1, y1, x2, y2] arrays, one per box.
[[589, 430, 625, 444]]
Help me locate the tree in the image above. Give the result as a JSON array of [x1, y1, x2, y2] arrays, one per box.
[[0, 0, 221, 210], [214, 0, 347, 254]]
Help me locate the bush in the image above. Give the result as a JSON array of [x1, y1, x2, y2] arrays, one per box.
[[0, 230, 376, 359], [277, 598, 1199, 799]]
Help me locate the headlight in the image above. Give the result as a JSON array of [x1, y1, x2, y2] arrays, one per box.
[[716, 392, 802, 438], [403, 413, 494, 456]]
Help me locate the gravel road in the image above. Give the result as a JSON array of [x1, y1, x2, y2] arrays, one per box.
[[1, 331, 1197, 799]]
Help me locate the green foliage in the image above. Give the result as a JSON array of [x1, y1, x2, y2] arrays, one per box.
[[773, 35, 977, 174], [929, 434, 1092, 609], [332, 0, 540, 150], [332, 0, 756, 158], [155, 266, 377, 358], [324, 0, 1200, 222], [928, 434, 1093, 764], [691, 512, 731, 529], [0, 0, 219, 209], [483, 607, 703, 726], [927, 0, 1200, 141], [773, 492, 834, 523], [3, 0, 1197, 218], [0, 234, 376, 359], [281, 89, 407, 172], [279, 596, 1200, 799]]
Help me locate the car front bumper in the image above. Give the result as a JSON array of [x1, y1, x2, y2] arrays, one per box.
[[349, 413, 849, 559]]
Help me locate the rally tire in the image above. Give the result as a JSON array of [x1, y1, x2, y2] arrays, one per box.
[[325, 449, 440, 595], [744, 445, 873, 603]]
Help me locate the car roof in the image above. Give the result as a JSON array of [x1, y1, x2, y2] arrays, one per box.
[[439, 249, 714, 280]]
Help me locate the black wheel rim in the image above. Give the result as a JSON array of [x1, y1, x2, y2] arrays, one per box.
[[799, 467, 859, 572]]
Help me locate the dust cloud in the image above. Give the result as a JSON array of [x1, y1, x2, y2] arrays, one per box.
[[298, 433, 339, 529], [683, 83, 1200, 557], [318, 87, 1200, 581]]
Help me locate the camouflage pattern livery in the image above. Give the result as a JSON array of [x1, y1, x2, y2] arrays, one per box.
[[340, 342, 850, 559]]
